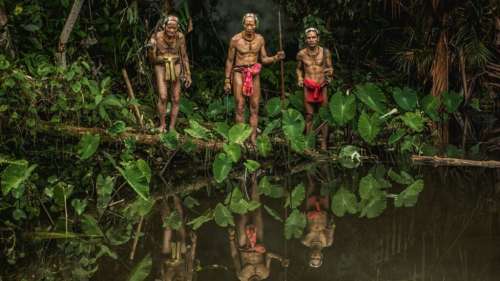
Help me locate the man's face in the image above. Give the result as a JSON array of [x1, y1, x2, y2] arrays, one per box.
[[243, 17, 256, 35], [165, 21, 178, 37], [306, 31, 319, 48]]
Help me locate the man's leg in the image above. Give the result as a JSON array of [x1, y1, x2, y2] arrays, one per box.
[[320, 87, 329, 150], [250, 174, 264, 241], [233, 72, 245, 124], [304, 89, 314, 134], [169, 79, 181, 131], [249, 76, 261, 144], [155, 65, 168, 132]]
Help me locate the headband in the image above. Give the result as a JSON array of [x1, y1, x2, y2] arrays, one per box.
[[305, 27, 319, 35], [242, 13, 259, 28], [164, 15, 179, 26]]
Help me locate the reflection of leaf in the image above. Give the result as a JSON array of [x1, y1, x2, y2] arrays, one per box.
[[354, 83, 387, 113], [338, 145, 361, 169], [284, 209, 306, 239], [359, 174, 383, 200], [392, 87, 417, 111], [400, 111, 425, 132], [331, 187, 358, 217], [395, 180, 424, 207], [264, 205, 283, 222], [97, 174, 114, 215], [212, 153, 233, 183], [359, 194, 387, 218], [77, 134, 100, 160], [388, 169, 414, 185], [258, 176, 283, 198], [256, 135, 272, 157], [71, 199, 88, 215], [1, 163, 37, 196], [286, 183, 305, 208], [117, 160, 151, 200], [358, 111, 380, 144], [214, 122, 230, 140], [228, 123, 252, 144], [81, 214, 104, 237], [187, 211, 213, 230], [128, 254, 152, 281], [163, 211, 182, 230], [107, 120, 126, 136], [329, 91, 356, 126], [388, 129, 406, 145], [223, 143, 241, 163], [183, 196, 200, 209], [214, 203, 234, 227]]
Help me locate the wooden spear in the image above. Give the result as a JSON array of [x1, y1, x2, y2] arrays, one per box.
[[278, 5, 286, 102]]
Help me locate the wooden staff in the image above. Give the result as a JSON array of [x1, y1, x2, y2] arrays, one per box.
[[278, 6, 285, 102]]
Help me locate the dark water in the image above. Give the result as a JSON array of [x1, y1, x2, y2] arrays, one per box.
[[93, 165, 500, 281]]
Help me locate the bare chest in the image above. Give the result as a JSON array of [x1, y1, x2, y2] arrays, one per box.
[[156, 34, 179, 55], [234, 38, 262, 55], [302, 50, 325, 68]]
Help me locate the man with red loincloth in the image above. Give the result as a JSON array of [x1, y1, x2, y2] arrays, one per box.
[[228, 174, 289, 281], [301, 172, 335, 268], [296, 27, 334, 150], [224, 13, 285, 144]]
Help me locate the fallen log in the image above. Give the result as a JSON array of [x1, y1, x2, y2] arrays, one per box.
[[411, 155, 500, 168]]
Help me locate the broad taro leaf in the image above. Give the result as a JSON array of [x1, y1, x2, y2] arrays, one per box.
[[354, 83, 387, 113], [400, 111, 425, 132], [329, 91, 356, 126], [214, 203, 234, 227], [228, 123, 253, 145], [284, 209, 306, 239], [392, 87, 417, 111], [394, 179, 424, 207], [213, 153, 233, 183], [128, 254, 152, 281], [77, 134, 100, 160], [358, 111, 381, 144], [331, 187, 358, 217], [1, 163, 37, 196]]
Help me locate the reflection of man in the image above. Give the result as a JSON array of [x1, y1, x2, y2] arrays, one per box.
[[301, 173, 335, 268], [296, 27, 333, 150], [224, 13, 285, 144], [160, 195, 197, 281], [228, 174, 289, 280], [148, 15, 191, 132]]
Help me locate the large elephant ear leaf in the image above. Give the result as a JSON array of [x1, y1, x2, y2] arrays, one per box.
[[354, 83, 387, 113], [329, 91, 356, 126], [392, 87, 417, 111]]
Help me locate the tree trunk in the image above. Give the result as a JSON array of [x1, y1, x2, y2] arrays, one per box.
[[430, 30, 450, 147], [56, 0, 85, 69]]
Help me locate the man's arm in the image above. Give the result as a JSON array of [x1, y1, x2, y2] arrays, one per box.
[[147, 35, 157, 64], [265, 252, 289, 269], [224, 39, 236, 92], [179, 33, 191, 87], [324, 48, 334, 82], [325, 222, 336, 247], [228, 228, 242, 274], [259, 37, 283, 65], [185, 232, 197, 281], [296, 52, 304, 87]]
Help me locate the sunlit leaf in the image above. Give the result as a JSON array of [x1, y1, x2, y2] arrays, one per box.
[[442, 91, 463, 113], [223, 143, 241, 163], [329, 91, 356, 126], [159, 131, 179, 150], [212, 153, 232, 183], [228, 123, 252, 145], [244, 160, 260, 172], [1, 163, 37, 196], [256, 135, 272, 157], [282, 108, 305, 138], [184, 120, 210, 140], [214, 122, 230, 140], [71, 199, 88, 216], [163, 211, 182, 230]]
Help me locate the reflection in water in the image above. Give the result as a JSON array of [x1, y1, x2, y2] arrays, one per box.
[[302, 172, 335, 268], [158, 195, 197, 281], [229, 174, 289, 281]]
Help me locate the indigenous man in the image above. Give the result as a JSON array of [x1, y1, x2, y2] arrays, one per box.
[[159, 194, 197, 281], [301, 172, 335, 268], [149, 15, 191, 132], [224, 13, 285, 144], [296, 27, 334, 150], [228, 174, 289, 281]]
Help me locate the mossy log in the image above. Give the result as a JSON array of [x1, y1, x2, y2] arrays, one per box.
[[411, 155, 500, 168]]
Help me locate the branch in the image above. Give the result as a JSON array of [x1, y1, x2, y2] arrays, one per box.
[[411, 155, 500, 168], [56, 0, 85, 68], [122, 69, 144, 129]]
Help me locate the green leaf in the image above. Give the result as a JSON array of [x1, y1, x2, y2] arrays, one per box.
[[0, 55, 10, 70], [109, 157, 151, 201], [13, 209, 27, 221], [106, 223, 132, 246], [329, 91, 356, 126], [442, 91, 463, 113], [77, 134, 100, 160], [331, 187, 358, 217], [212, 153, 233, 183], [359, 174, 383, 200], [266, 97, 282, 117], [387, 169, 414, 185], [71, 199, 88, 216], [228, 123, 252, 144], [470, 98, 481, 111], [184, 120, 210, 140], [282, 108, 305, 138], [214, 122, 230, 140], [358, 111, 380, 144], [388, 129, 406, 145], [107, 120, 126, 136], [400, 111, 425, 132], [284, 209, 306, 239], [422, 94, 440, 122], [1, 163, 37, 196], [263, 119, 281, 135], [264, 205, 283, 222], [394, 179, 424, 207], [214, 203, 234, 227], [258, 176, 284, 198], [128, 254, 152, 281], [71, 81, 82, 93], [223, 143, 241, 163], [286, 183, 305, 208], [244, 160, 260, 172], [97, 174, 114, 215], [354, 83, 387, 113], [359, 194, 387, 218], [392, 87, 417, 111], [159, 131, 179, 150], [338, 145, 361, 169], [183, 196, 200, 209], [187, 211, 213, 230], [81, 214, 104, 237], [256, 135, 272, 157], [163, 211, 182, 230]]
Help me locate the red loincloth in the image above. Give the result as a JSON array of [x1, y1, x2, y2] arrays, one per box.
[[236, 64, 262, 97], [304, 78, 327, 103], [307, 195, 328, 220], [244, 225, 266, 253]]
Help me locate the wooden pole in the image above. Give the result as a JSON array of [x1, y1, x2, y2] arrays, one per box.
[[278, 5, 286, 102], [56, 0, 85, 69], [122, 69, 144, 129]]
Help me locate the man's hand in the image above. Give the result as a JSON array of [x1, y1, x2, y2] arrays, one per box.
[[275, 51, 286, 61], [184, 76, 192, 88], [281, 258, 290, 267], [190, 231, 197, 243], [228, 227, 236, 240], [224, 79, 232, 94], [297, 79, 304, 88]]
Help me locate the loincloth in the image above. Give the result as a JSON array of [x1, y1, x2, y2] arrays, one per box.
[[304, 78, 328, 103], [233, 63, 262, 97], [159, 54, 180, 81]]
